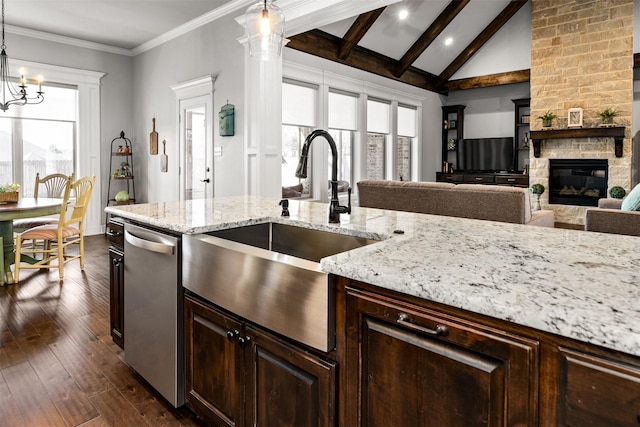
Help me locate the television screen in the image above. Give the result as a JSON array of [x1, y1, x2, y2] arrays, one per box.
[[457, 137, 514, 172]]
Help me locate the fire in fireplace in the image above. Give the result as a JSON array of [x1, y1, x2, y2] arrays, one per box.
[[548, 159, 608, 207]]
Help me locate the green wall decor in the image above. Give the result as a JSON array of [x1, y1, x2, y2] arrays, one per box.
[[219, 102, 234, 136]]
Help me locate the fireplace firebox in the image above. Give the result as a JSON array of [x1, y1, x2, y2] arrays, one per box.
[[549, 159, 608, 206]]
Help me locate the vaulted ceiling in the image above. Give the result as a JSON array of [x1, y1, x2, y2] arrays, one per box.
[[287, 0, 531, 94]]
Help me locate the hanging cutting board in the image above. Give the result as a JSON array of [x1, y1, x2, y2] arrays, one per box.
[[150, 118, 158, 155], [160, 139, 168, 172]]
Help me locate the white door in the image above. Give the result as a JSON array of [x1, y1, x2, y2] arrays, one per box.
[[179, 95, 213, 200]]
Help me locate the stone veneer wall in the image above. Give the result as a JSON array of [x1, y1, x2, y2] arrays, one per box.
[[530, 0, 633, 225]]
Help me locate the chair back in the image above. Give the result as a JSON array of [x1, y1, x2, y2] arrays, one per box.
[[35, 172, 74, 198], [59, 175, 96, 230]]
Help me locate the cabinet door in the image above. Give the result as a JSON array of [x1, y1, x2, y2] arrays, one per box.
[[108, 247, 124, 349], [558, 347, 640, 426], [345, 288, 538, 427], [185, 296, 244, 427], [245, 325, 337, 427]]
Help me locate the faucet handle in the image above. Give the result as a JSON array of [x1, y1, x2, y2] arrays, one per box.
[[279, 199, 290, 217]]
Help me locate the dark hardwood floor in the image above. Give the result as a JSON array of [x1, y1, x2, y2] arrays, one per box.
[[0, 235, 204, 427]]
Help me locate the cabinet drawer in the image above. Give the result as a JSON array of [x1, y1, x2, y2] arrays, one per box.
[[107, 218, 124, 249], [464, 174, 495, 184], [496, 175, 528, 186], [436, 173, 463, 183]]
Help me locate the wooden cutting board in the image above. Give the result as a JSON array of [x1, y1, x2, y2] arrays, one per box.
[[150, 118, 158, 155], [161, 139, 168, 172]]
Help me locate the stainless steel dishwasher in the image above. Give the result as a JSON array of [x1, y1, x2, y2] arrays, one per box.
[[124, 222, 183, 407]]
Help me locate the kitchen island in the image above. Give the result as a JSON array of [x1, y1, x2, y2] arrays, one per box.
[[106, 196, 640, 426]]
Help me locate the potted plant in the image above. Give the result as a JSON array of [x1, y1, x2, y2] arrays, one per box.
[[538, 110, 557, 128], [598, 108, 618, 126], [530, 183, 545, 211], [609, 185, 626, 199]]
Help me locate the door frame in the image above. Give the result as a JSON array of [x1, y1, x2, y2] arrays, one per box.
[[171, 75, 216, 200]]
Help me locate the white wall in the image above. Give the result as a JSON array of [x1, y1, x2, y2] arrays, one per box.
[[132, 18, 247, 203]]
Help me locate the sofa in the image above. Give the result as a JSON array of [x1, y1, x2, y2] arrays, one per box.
[[584, 198, 640, 236], [357, 180, 555, 227]]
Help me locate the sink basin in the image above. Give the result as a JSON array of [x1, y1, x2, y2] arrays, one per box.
[[182, 222, 380, 352]]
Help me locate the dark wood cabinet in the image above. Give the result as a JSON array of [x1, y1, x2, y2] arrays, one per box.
[[107, 218, 124, 349], [344, 287, 539, 427], [185, 295, 336, 427], [436, 172, 528, 188], [558, 347, 640, 426]]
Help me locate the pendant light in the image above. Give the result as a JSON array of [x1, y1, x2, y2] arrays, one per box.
[[245, 0, 285, 60], [0, 0, 44, 111]]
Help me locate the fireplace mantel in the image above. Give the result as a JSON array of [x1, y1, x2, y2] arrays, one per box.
[[530, 126, 625, 158]]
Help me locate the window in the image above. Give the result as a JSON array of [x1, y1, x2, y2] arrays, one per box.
[[366, 99, 390, 180], [282, 80, 317, 197], [328, 90, 357, 188], [397, 105, 417, 181], [0, 84, 77, 196]]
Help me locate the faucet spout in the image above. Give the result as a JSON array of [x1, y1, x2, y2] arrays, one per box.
[[295, 129, 351, 223]]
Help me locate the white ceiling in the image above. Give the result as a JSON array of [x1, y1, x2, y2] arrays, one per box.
[[4, 0, 241, 51]]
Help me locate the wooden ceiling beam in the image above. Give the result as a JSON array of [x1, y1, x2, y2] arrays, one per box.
[[393, 0, 470, 78], [436, 0, 528, 90], [287, 29, 441, 92], [338, 7, 386, 60], [444, 69, 530, 91]]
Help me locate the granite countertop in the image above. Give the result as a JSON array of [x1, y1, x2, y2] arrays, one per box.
[[106, 197, 640, 357]]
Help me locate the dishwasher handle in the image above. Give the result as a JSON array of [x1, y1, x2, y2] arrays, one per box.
[[125, 229, 175, 255]]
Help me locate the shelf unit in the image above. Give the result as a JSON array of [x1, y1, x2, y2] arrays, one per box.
[[105, 131, 136, 230], [513, 98, 530, 173], [441, 105, 465, 172]]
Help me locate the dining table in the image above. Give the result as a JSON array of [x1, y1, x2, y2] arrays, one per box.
[[0, 197, 64, 285]]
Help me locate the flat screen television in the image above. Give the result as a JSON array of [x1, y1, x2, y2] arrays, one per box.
[[457, 137, 514, 172]]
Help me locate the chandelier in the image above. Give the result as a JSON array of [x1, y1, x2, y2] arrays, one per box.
[[245, 0, 285, 60], [0, 0, 44, 112]]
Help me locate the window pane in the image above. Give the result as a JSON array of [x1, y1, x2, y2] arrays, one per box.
[[2, 84, 76, 121], [328, 129, 352, 187], [398, 105, 416, 137], [397, 136, 411, 181], [328, 91, 357, 130], [367, 133, 385, 180], [0, 119, 12, 184], [367, 99, 389, 134], [22, 119, 75, 196], [282, 82, 316, 127], [282, 125, 311, 197]]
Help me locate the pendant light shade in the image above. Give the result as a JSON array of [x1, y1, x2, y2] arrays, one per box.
[[245, 0, 285, 60]]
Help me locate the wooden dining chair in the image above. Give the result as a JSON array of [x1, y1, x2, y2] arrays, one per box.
[[13, 172, 74, 231], [13, 175, 95, 283]]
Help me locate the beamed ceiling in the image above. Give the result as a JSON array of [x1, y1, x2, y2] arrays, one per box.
[[287, 0, 532, 94]]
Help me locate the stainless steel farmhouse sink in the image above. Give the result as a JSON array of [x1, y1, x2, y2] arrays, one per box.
[[182, 222, 381, 352]]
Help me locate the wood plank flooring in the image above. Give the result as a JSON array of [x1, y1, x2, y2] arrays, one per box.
[[0, 235, 204, 427]]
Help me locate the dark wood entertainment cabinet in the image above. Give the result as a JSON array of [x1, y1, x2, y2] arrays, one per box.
[[436, 172, 529, 188]]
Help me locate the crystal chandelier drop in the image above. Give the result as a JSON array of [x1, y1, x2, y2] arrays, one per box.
[[245, 0, 285, 60], [0, 0, 44, 112]]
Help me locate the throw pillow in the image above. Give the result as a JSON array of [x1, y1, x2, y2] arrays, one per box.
[[621, 183, 640, 211]]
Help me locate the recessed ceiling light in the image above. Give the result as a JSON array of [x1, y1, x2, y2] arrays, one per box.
[[398, 9, 409, 20], [444, 37, 453, 46]]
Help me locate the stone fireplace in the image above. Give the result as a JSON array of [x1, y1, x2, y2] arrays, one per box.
[[548, 159, 608, 207], [529, 0, 633, 225]]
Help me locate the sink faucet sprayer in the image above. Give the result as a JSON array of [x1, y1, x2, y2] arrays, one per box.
[[295, 129, 351, 223]]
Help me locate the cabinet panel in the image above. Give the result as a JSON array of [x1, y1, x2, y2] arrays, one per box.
[[464, 174, 495, 184], [185, 296, 244, 427], [108, 247, 124, 349], [345, 287, 538, 427], [246, 326, 337, 427], [558, 347, 640, 426]]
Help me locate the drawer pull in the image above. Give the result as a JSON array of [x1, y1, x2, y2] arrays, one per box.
[[475, 177, 483, 181], [397, 314, 449, 337], [507, 178, 516, 182]]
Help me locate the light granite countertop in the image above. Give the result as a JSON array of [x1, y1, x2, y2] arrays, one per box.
[[106, 197, 640, 357]]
